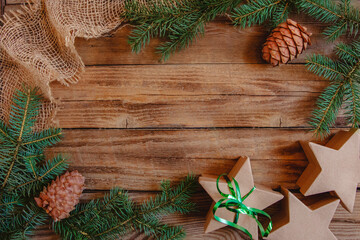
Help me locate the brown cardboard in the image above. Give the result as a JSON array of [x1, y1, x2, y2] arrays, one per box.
[[199, 156, 283, 238], [268, 188, 339, 240], [296, 129, 360, 212]]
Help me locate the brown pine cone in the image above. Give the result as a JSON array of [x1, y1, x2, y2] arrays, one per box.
[[262, 19, 312, 66], [35, 171, 85, 221]]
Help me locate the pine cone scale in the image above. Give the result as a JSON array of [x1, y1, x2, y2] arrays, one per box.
[[262, 19, 312, 66], [35, 171, 85, 221]]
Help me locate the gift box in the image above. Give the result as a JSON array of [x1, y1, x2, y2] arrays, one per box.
[[297, 129, 360, 212], [269, 188, 339, 240], [199, 156, 283, 239]]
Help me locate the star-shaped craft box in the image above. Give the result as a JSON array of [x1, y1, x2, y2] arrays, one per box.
[[199, 156, 283, 239], [297, 129, 360, 213]]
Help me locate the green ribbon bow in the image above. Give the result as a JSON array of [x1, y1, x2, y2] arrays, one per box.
[[212, 174, 273, 240]]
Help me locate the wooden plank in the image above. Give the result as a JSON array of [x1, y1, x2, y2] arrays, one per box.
[[73, 22, 338, 65], [52, 64, 328, 101], [1, 0, 5, 16], [31, 190, 360, 240], [50, 64, 350, 129], [54, 96, 324, 129], [6, 0, 24, 4], [44, 128, 334, 191], [4, 5, 341, 65]]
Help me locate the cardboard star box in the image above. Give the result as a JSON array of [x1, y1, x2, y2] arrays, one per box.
[[297, 129, 360, 212], [268, 188, 339, 240], [199, 156, 283, 239]]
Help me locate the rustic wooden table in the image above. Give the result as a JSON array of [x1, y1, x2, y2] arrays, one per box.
[[3, 1, 360, 239]]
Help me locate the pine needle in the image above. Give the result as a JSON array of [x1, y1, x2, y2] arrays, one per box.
[[53, 175, 197, 240], [307, 41, 360, 138]]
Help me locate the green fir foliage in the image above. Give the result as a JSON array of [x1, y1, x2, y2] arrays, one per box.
[[296, 0, 360, 41], [123, 0, 295, 61], [307, 41, 360, 138], [0, 88, 197, 239], [123, 0, 243, 61], [0, 87, 66, 239], [231, 0, 292, 28], [53, 175, 197, 240], [123, 0, 360, 58]]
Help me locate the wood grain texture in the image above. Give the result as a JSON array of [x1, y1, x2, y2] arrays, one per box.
[[5, 1, 360, 239], [50, 64, 350, 129], [0, 0, 5, 16], [6, 0, 23, 4], [45, 128, 331, 191]]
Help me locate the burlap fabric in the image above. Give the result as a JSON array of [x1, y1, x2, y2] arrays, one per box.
[[0, 0, 125, 130]]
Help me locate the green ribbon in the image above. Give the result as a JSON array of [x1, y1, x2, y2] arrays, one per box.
[[212, 174, 273, 240]]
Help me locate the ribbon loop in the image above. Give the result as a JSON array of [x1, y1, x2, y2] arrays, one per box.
[[212, 174, 272, 240]]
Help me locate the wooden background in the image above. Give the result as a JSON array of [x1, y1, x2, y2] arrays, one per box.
[[2, 1, 360, 239]]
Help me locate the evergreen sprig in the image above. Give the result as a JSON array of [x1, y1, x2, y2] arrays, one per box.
[[0, 88, 197, 239], [123, 0, 295, 61], [123, 0, 243, 61], [307, 41, 360, 138], [0, 202, 49, 240], [296, 0, 360, 41], [53, 175, 197, 240], [0, 87, 66, 239], [231, 0, 292, 28]]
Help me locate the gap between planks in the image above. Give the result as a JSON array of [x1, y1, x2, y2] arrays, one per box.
[[46, 128, 346, 191], [50, 64, 349, 129], [0, 0, 5, 16]]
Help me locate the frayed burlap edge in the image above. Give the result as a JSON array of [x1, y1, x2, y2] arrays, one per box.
[[0, 0, 126, 131]]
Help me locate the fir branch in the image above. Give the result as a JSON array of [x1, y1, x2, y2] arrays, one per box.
[[0, 200, 20, 207], [310, 82, 345, 138], [139, 175, 197, 221], [157, 12, 207, 62], [17, 89, 31, 141], [8, 88, 41, 141], [231, 0, 283, 28], [1, 88, 42, 194], [54, 175, 197, 240], [0, 195, 23, 217], [344, 79, 360, 127], [306, 54, 344, 81], [2, 202, 49, 239], [323, 21, 348, 41], [133, 218, 172, 237], [10, 155, 68, 196], [83, 188, 130, 225], [26, 153, 37, 179], [336, 42, 358, 64], [17, 203, 48, 238], [1, 144, 21, 191], [22, 128, 62, 148], [0, 87, 67, 239], [123, 0, 243, 61], [270, 2, 291, 26], [296, 0, 360, 41], [296, 0, 342, 22], [37, 155, 68, 182], [158, 226, 186, 240], [308, 41, 360, 137], [0, 122, 15, 144]]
